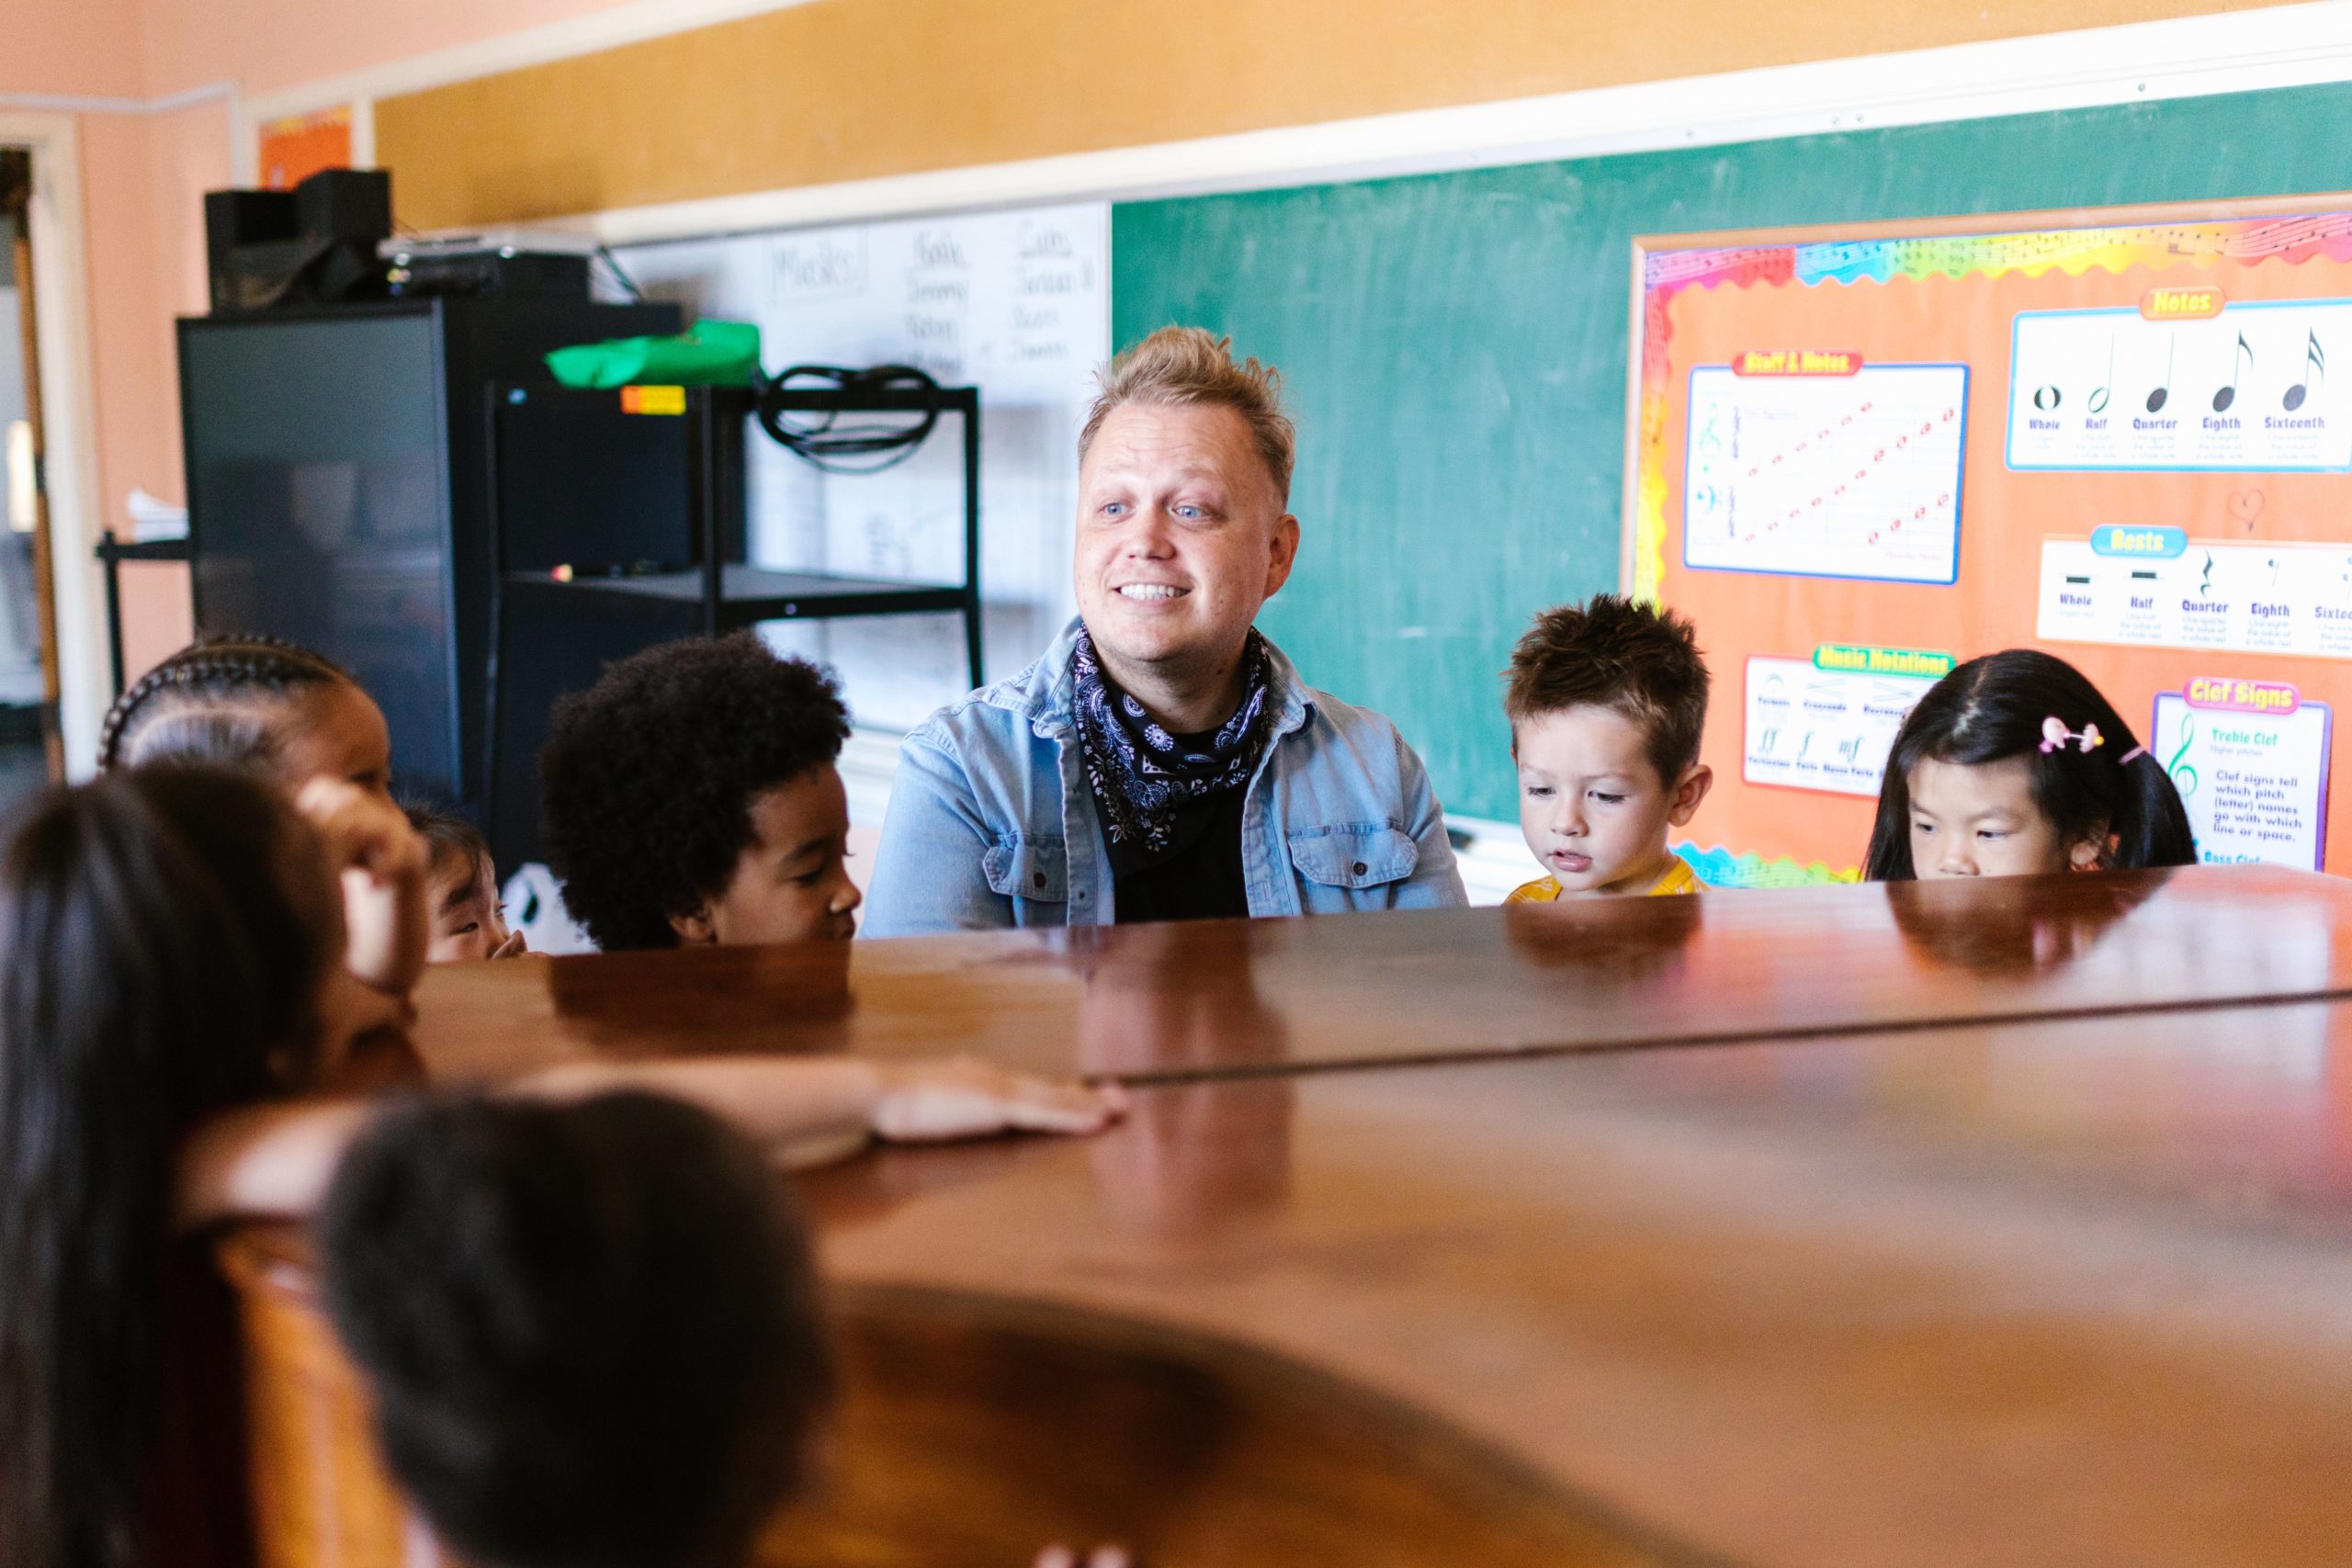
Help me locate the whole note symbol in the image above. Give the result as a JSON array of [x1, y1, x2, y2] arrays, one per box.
[[2212, 330, 2253, 412], [2146, 335, 2176, 412], [2285, 330, 2325, 412]]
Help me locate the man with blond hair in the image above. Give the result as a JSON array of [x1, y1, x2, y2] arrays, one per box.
[[865, 327, 1464, 933]]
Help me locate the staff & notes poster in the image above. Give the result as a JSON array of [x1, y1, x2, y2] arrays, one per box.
[[1632, 200, 2352, 881]]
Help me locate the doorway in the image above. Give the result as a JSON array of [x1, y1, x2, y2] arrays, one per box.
[[0, 148, 63, 805]]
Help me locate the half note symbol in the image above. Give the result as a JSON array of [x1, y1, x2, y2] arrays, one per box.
[[2212, 331, 2253, 412], [2087, 335, 2113, 414], [2285, 330, 2325, 412], [2147, 335, 2176, 412]]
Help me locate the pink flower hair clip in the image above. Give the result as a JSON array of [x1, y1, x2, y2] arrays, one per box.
[[2039, 716, 2105, 754]]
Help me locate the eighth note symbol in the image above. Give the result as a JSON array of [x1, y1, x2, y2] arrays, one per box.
[[2286, 330, 2326, 412], [2212, 331, 2253, 413]]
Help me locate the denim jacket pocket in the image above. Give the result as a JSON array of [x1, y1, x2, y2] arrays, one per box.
[[982, 835, 1069, 902], [1285, 824, 1419, 889]]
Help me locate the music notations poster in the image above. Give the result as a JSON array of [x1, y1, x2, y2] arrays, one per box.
[[1630, 199, 2352, 882]]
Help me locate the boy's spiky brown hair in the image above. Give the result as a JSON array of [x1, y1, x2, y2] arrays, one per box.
[[1504, 594, 1711, 783]]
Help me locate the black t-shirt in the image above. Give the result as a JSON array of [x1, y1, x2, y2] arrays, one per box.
[[1103, 729, 1250, 923]]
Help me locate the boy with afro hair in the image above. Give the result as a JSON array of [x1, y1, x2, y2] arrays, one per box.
[[540, 634, 860, 950]]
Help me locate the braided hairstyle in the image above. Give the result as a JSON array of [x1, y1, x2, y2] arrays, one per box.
[[98, 636, 354, 775]]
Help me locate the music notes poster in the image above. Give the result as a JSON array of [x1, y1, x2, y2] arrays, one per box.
[[1632, 202, 2352, 881]]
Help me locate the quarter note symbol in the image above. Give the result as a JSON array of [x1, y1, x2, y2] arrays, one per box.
[[2285, 331, 2325, 412], [2087, 335, 2113, 414], [2212, 331, 2253, 413], [2147, 335, 2176, 413]]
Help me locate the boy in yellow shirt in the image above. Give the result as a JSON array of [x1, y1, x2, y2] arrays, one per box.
[[1503, 594, 1713, 901]]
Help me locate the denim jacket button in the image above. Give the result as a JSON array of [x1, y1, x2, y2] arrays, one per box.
[[1351, 860, 1368, 876], [1033, 872, 1046, 889]]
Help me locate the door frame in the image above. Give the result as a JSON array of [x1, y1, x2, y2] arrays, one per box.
[[0, 109, 109, 778]]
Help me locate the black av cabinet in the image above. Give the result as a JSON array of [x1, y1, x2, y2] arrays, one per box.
[[176, 297, 677, 809]]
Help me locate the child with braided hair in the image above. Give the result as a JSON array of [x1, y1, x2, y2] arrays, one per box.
[[99, 635, 392, 798], [103, 636, 426, 1007]]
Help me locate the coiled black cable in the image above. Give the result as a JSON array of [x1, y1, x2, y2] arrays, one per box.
[[753, 364, 944, 474]]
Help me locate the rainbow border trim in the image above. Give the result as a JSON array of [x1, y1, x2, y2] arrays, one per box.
[[1676, 843, 1859, 889]]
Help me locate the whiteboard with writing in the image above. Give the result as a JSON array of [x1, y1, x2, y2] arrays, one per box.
[[614, 203, 1110, 728]]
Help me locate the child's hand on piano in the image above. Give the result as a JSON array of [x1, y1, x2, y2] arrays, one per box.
[[1034, 1547, 1134, 1568], [870, 1058, 1128, 1141]]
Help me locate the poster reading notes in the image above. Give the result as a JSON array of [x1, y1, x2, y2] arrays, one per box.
[[2152, 678, 2332, 870]]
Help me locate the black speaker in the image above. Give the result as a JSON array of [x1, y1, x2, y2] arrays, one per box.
[[294, 168, 390, 244], [202, 189, 297, 312]]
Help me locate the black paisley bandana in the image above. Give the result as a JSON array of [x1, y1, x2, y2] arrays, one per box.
[[1071, 626, 1276, 856]]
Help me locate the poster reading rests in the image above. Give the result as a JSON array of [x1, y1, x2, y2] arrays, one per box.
[[1684, 361, 1967, 585]]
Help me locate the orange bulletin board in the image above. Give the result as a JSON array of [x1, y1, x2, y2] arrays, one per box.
[[258, 107, 353, 191], [1632, 197, 2352, 884]]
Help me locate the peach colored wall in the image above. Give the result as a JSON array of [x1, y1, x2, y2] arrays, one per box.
[[6, 0, 146, 97], [138, 0, 647, 96], [6, 0, 639, 687]]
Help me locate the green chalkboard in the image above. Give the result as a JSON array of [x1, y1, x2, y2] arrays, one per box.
[[1113, 84, 2352, 827]]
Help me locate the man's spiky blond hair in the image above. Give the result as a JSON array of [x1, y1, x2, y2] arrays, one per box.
[[1079, 326, 1296, 504]]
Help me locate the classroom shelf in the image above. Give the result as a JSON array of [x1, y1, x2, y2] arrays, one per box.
[[503, 565, 971, 625], [96, 536, 193, 697], [483, 378, 982, 865]]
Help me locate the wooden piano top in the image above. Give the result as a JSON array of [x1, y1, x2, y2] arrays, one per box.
[[373, 865, 2352, 1564], [415, 864, 2352, 1084], [781, 1000, 2352, 1567]]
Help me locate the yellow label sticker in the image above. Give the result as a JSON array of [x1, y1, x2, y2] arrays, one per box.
[[619, 385, 687, 415]]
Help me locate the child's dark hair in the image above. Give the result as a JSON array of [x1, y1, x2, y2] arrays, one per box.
[[317, 1091, 833, 1568], [0, 765, 337, 1568], [1504, 593, 1711, 782], [1864, 649, 2196, 880], [403, 802, 490, 890], [99, 635, 352, 773], [539, 634, 850, 951]]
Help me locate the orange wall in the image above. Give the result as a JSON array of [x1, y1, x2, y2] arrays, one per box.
[[379, 0, 2302, 231]]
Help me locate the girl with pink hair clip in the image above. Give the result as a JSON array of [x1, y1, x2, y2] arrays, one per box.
[[1864, 649, 2196, 880]]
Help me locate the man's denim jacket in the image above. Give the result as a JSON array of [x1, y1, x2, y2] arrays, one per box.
[[862, 619, 1467, 934]]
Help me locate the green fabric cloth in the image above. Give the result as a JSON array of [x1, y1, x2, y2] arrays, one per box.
[[544, 319, 763, 389]]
